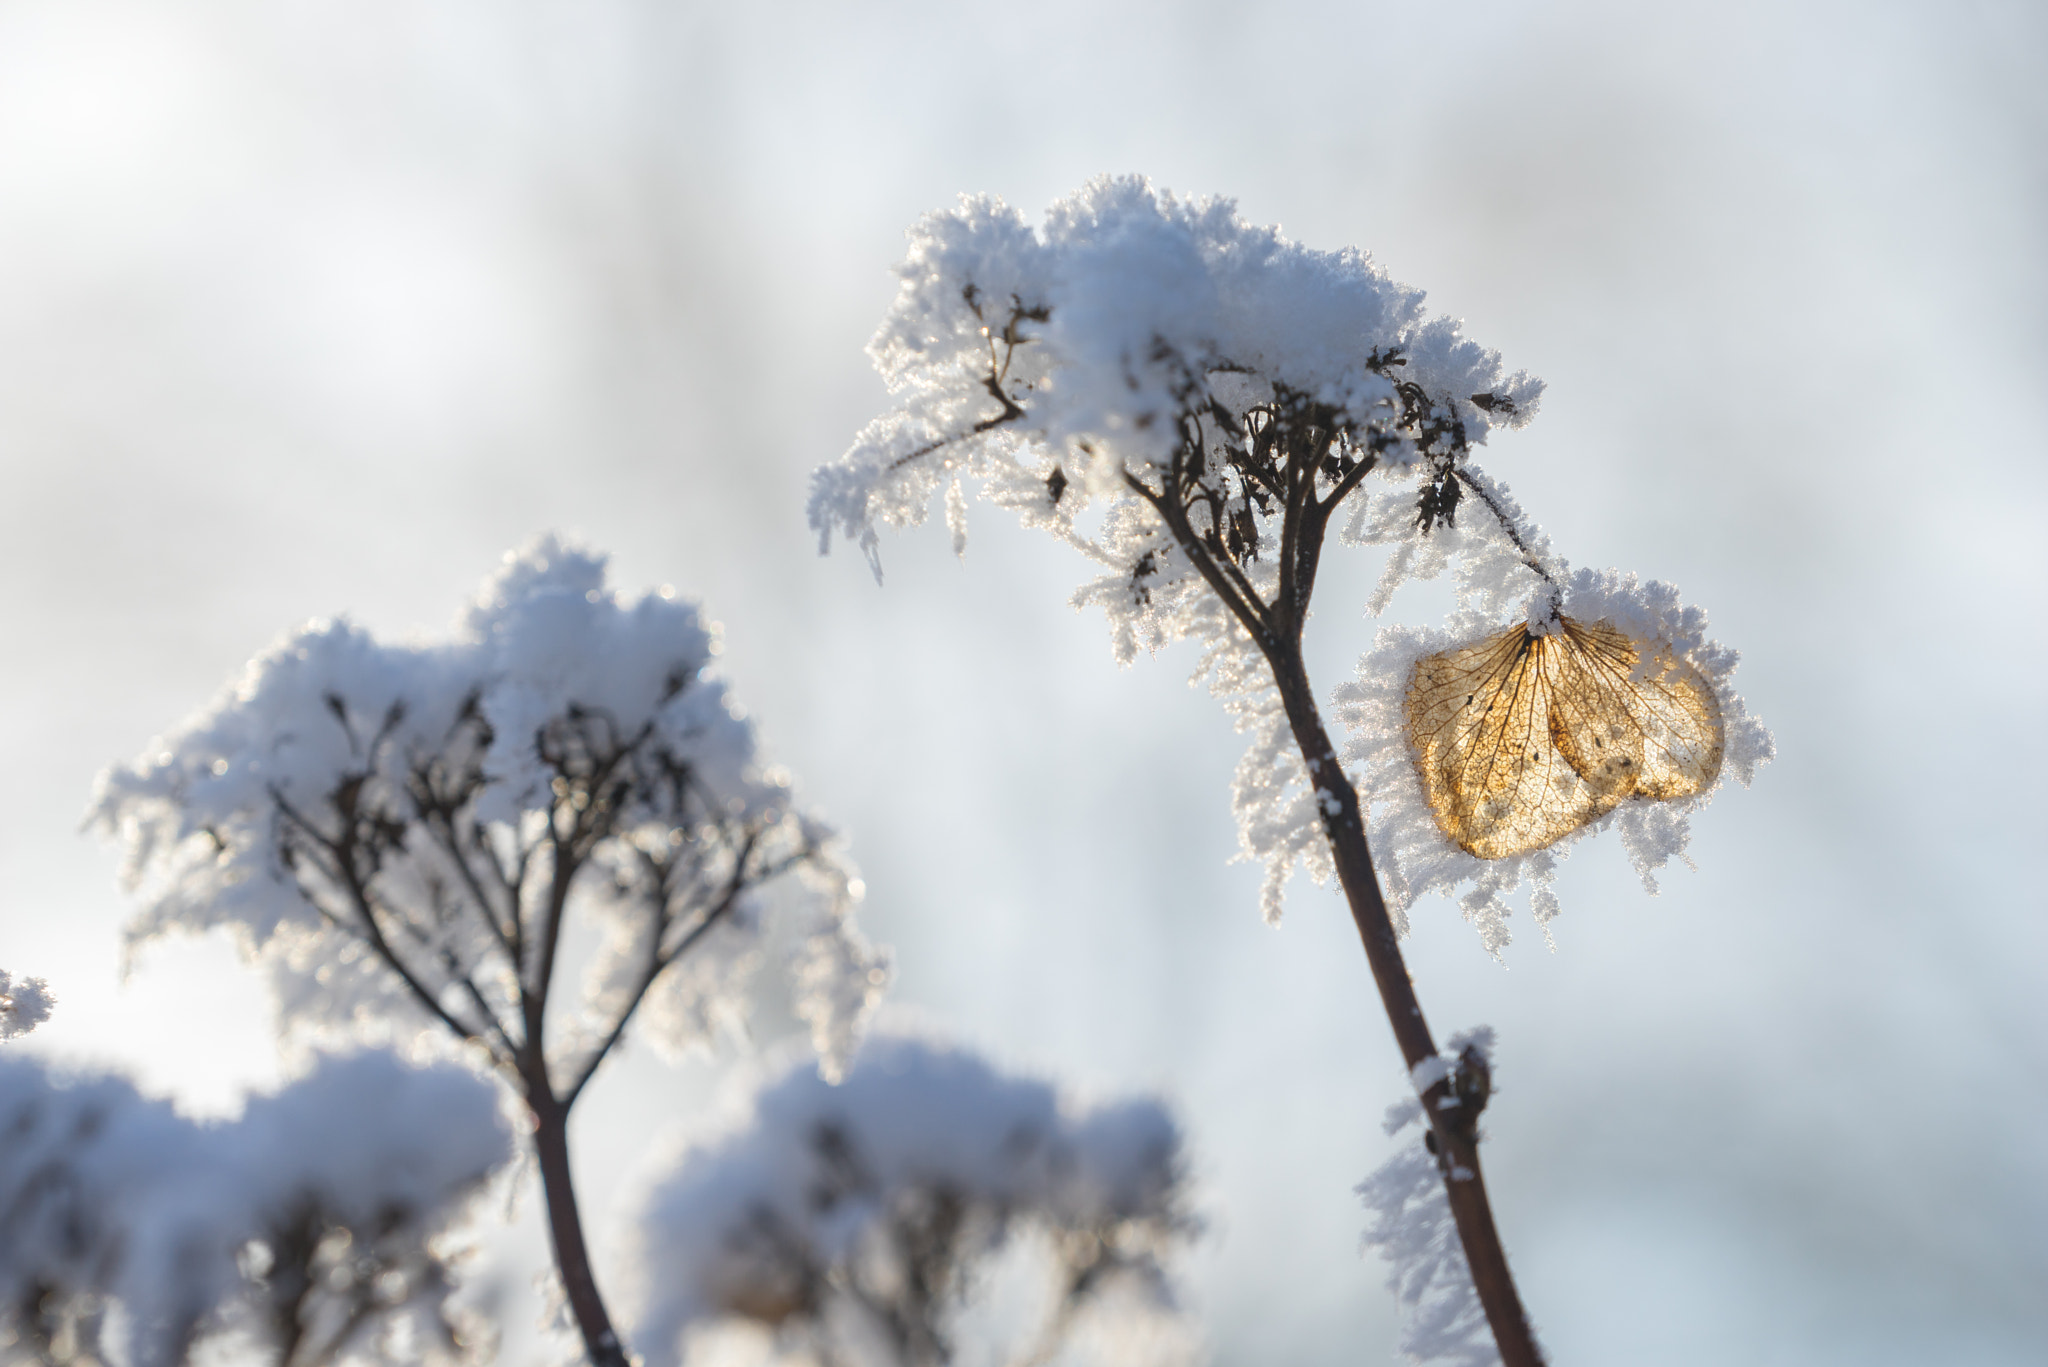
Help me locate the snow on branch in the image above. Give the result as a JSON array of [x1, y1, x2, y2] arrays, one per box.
[[90, 536, 887, 1081], [630, 1034, 1198, 1367], [0, 969, 53, 1041], [0, 1050, 511, 1367]]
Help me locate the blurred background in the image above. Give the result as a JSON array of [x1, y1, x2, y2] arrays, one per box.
[[1, 0, 2042, 1363]]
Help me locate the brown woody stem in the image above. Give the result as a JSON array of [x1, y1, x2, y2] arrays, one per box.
[[1125, 395, 1545, 1363], [1266, 648, 1543, 1367], [530, 1089, 630, 1367]]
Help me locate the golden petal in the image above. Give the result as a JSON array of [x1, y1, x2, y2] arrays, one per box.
[[1405, 615, 1725, 859]]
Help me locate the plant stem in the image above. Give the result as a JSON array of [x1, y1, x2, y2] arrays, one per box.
[[1127, 407, 1546, 1362], [531, 1094, 630, 1367], [1267, 647, 1544, 1367]]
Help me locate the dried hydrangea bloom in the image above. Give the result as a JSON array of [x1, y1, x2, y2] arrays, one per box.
[[1341, 564, 1772, 953], [1405, 616, 1724, 860]]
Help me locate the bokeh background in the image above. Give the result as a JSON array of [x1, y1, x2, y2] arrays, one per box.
[[2, 1, 2042, 1363]]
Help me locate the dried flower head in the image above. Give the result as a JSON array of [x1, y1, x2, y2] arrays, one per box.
[[1405, 616, 1724, 860]]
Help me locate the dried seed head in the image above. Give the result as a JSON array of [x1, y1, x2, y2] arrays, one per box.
[[1405, 615, 1723, 859]]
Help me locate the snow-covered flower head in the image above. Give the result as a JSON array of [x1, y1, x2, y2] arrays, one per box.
[[91, 536, 885, 1072], [813, 174, 1539, 575]]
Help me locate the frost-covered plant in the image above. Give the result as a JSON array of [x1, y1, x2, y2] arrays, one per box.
[[812, 175, 1771, 1366], [91, 537, 890, 1367], [631, 1034, 1194, 1367], [0, 1050, 509, 1367], [0, 970, 53, 1041]]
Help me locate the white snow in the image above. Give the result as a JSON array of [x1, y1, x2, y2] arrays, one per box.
[[1409, 1054, 1453, 1094], [817, 177, 1538, 565]]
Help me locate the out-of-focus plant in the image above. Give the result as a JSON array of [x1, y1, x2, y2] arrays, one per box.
[[0, 1050, 510, 1367], [92, 538, 891, 1367], [631, 1034, 1196, 1367]]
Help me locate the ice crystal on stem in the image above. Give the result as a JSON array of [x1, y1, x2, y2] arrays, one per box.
[[1360, 1030, 1514, 1367]]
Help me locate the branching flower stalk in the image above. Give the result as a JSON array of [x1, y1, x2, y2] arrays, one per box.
[[814, 177, 1770, 1365], [1115, 378, 1540, 1363]]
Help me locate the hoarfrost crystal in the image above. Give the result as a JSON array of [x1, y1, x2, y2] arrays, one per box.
[[1358, 1026, 1517, 1367], [1359, 1098, 1500, 1367]]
